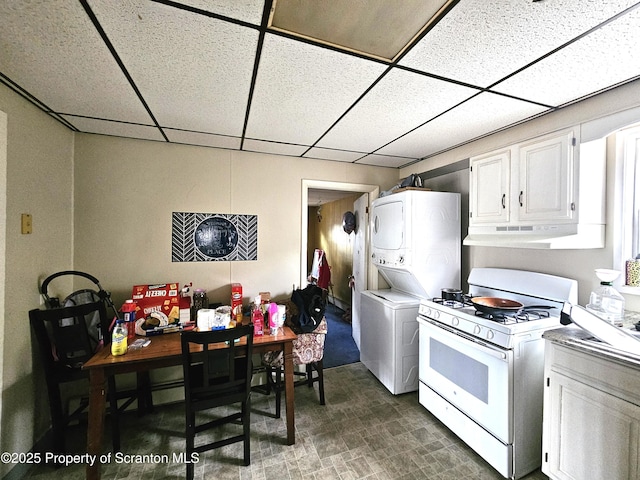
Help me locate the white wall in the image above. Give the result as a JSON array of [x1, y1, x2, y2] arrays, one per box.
[[72, 134, 397, 307], [0, 84, 75, 478], [405, 79, 640, 307]]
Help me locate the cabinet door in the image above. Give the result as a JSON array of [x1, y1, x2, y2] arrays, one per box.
[[544, 372, 640, 480], [518, 131, 574, 222], [469, 149, 510, 225]]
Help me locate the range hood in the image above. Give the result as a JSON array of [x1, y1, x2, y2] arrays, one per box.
[[463, 223, 605, 249]]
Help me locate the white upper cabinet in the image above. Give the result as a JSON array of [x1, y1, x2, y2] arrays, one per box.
[[465, 127, 605, 249], [518, 131, 574, 223], [469, 149, 510, 225]]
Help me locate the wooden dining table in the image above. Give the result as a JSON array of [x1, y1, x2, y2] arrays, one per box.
[[82, 325, 298, 480]]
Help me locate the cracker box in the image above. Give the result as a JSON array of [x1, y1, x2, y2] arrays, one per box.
[[231, 283, 243, 322], [131, 283, 181, 322]]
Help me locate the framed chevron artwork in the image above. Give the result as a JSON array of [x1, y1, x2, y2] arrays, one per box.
[[171, 212, 258, 262]]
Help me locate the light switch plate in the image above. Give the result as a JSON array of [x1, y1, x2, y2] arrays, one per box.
[[21, 213, 32, 234]]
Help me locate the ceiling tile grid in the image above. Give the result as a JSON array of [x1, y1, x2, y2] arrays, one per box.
[[88, 0, 259, 136], [316, 68, 479, 152], [245, 33, 387, 146], [1, 0, 640, 169], [378, 92, 549, 159], [0, 0, 153, 124]]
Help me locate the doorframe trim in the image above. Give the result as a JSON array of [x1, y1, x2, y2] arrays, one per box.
[[301, 179, 379, 291]]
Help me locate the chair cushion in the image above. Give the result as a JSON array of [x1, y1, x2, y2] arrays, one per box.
[[262, 317, 327, 367]]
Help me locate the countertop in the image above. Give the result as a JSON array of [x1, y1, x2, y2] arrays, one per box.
[[543, 311, 640, 368]]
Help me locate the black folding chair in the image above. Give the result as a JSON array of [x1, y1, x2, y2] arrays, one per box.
[[29, 301, 138, 455], [181, 325, 254, 479]]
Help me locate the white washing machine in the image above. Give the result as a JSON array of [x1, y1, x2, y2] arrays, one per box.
[[360, 289, 421, 395]]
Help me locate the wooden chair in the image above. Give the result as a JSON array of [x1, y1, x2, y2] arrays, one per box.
[[29, 301, 139, 455], [181, 325, 254, 479], [261, 317, 327, 418]]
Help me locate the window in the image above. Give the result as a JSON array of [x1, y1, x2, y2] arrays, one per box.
[[618, 124, 640, 291]]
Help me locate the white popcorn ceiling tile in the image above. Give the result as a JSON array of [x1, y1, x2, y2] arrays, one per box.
[[400, 0, 640, 88], [492, 8, 640, 107], [88, 0, 258, 136], [61, 115, 165, 141], [246, 33, 388, 145], [173, 0, 264, 25], [304, 148, 365, 163], [356, 154, 416, 168], [243, 139, 308, 157], [165, 129, 241, 149], [317, 68, 477, 152], [379, 93, 548, 159], [0, 0, 152, 123]]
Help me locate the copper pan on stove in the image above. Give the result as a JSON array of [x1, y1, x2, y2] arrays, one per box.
[[470, 297, 524, 316]]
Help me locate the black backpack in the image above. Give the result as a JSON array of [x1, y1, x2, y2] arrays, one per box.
[[290, 285, 325, 333]]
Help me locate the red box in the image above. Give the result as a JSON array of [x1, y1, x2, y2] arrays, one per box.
[[231, 283, 243, 321], [131, 283, 181, 322]]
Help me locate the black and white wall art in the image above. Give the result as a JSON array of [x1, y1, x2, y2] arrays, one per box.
[[172, 212, 258, 262]]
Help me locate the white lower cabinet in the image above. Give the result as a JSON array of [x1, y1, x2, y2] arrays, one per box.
[[542, 342, 640, 480]]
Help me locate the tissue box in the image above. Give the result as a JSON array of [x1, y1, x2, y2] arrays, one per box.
[[132, 283, 181, 322]]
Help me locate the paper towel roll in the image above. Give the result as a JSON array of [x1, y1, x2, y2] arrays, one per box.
[[197, 308, 216, 331]]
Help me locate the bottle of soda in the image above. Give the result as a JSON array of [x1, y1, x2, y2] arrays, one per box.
[[252, 296, 264, 337], [111, 319, 128, 356]]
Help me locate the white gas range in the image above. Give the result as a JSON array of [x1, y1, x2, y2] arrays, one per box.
[[417, 268, 577, 480]]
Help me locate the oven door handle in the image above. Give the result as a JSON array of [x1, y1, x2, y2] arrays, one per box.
[[419, 317, 508, 361]]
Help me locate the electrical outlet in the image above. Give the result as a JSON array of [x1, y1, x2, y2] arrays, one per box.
[[21, 213, 32, 234]]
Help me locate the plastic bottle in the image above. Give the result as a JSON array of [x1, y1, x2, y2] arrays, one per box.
[[111, 319, 128, 356], [586, 269, 625, 327], [121, 299, 137, 342], [252, 296, 264, 337], [268, 302, 278, 335]]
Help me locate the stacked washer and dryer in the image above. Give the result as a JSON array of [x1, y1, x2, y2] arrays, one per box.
[[359, 189, 461, 394]]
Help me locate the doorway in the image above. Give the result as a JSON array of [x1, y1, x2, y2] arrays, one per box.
[[300, 180, 379, 295]]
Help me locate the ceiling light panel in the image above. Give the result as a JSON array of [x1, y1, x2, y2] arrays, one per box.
[[174, 0, 265, 25], [492, 7, 640, 107], [269, 0, 448, 61], [165, 129, 241, 150], [61, 115, 166, 141], [400, 0, 640, 88], [378, 93, 548, 159], [246, 33, 387, 145], [0, 1, 153, 123], [88, 0, 258, 136], [317, 68, 477, 153]]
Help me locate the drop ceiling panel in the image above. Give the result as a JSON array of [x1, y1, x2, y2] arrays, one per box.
[[379, 93, 548, 159], [317, 68, 478, 153], [399, 0, 640, 88], [269, 0, 447, 61], [61, 115, 166, 141], [246, 33, 387, 145], [243, 139, 308, 157], [165, 129, 241, 150], [0, 1, 152, 123], [175, 0, 265, 25], [88, 0, 258, 136], [303, 147, 365, 163], [356, 154, 416, 168], [492, 7, 640, 107]]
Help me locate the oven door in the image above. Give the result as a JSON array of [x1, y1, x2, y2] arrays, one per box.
[[418, 316, 513, 443]]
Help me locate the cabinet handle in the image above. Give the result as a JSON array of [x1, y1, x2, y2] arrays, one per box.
[[519, 191, 523, 207], [501, 193, 506, 209]]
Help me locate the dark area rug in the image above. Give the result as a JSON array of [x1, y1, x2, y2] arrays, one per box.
[[323, 303, 360, 368]]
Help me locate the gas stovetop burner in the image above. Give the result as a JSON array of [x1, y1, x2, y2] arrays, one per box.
[[475, 309, 551, 323], [432, 295, 472, 309]]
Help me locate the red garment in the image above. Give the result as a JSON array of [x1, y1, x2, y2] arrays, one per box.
[[316, 251, 331, 290]]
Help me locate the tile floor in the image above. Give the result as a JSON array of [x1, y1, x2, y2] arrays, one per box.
[[25, 362, 549, 480]]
